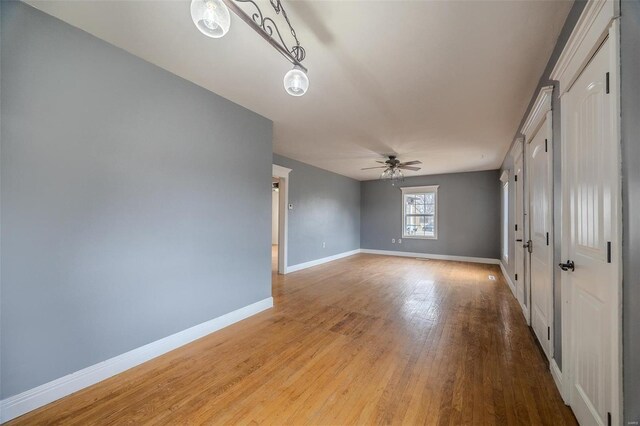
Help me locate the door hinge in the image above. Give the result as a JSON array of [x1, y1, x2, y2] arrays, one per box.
[[546, 232, 549, 246], [607, 241, 612, 263], [606, 72, 610, 94], [547, 327, 550, 340], [607, 412, 612, 426], [545, 139, 548, 152], [515, 273, 518, 281], [515, 175, 518, 182], [515, 224, 518, 231]]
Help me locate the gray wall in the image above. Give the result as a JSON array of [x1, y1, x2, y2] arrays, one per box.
[[620, 0, 640, 422], [500, 0, 586, 371], [0, 0, 3, 396], [1, 1, 272, 398], [272, 154, 360, 266], [361, 171, 500, 259]]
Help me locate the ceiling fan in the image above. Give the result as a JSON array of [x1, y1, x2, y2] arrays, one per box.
[[361, 155, 422, 185]]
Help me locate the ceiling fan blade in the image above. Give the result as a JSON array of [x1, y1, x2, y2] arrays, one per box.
[[376, 161, 387, 164], [361, 166, 388, 170], [398, 166, 421, 171], [399, 160, 422, 166]]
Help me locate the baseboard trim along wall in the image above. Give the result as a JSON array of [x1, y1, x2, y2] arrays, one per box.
[[521, 304, 530, 326], [499, 262, 517, 297], [499, 262, 530, 324], [286, 249, 361, 273], [0, 297, 274, 423], [285, 248, 502, 274], [360, 249, 500, 265], [550, 359, 567, 404]]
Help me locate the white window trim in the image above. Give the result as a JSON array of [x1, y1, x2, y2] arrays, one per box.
[[401, 185, 439, 240]]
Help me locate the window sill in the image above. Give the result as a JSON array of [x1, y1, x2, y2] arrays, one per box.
[[402, 235, 438, 240]]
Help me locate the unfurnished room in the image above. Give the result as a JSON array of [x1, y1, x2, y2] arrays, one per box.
[[0, 0, 639, 424]]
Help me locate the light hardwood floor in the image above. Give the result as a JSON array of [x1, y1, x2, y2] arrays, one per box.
[[9, 252, 576, 425]]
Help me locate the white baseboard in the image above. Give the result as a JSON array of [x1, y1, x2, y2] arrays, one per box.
[[499, 262, 530, 325], [285, 248, 500, 274], [499, 262, 517, 297], [0, 297, 274, 423], [286, 249, 361, 273], [360, 249, 500, 265], [521, 303, 530, 325], [550, 358, 567, 403]]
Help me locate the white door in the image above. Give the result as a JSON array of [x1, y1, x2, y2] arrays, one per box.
[[527, 117, 553, 359], [514, 153, 526, 308], [564, 38, 617, 426]]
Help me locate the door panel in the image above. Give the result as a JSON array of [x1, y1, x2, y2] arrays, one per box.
[[528, 119, 552, 359], [565, 38, 614, 426]]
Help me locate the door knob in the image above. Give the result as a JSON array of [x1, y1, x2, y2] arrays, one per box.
[[558, 260, 575, 272]]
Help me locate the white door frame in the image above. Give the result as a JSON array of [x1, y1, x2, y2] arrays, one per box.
[[522, 86, 554, 361], [551, 0, 622, 419], [511, 139, 527, 316], [272, 164, 292, 275]]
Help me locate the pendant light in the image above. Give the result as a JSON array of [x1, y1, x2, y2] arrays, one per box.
[[191, 0, 231, 38], [190, 0, 308, 96], [283, 66, 309, 97]]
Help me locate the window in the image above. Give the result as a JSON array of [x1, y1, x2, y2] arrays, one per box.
[[402, 186, 438, 239], [502, 181, 509, 262]]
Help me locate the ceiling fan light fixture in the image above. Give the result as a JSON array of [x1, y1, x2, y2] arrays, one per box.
[[366, 156, 416, 186], [284, 66, 309, 96], [191, 0, 231, 38]]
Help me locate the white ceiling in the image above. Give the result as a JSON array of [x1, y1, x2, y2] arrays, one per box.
[[27, 0, 573, 180]]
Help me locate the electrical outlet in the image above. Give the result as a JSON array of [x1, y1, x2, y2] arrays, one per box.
[[392, 238, 396, 243], [288, 203, 293, 210], [398, 239, 402, 244], [322, 242, 326, 248]]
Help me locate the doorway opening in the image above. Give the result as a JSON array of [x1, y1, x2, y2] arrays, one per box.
[[272, 164, 292, 276], [272, 177, 280, 275]]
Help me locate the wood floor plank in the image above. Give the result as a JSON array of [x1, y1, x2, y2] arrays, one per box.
[[8, 252, 576, 425]]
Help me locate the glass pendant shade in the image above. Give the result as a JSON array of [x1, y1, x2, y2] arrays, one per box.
[[283, 66, 309, 96], [391, 169, 404, 186], [191, 0, 231, 38], [381, 168, 404, 186]]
